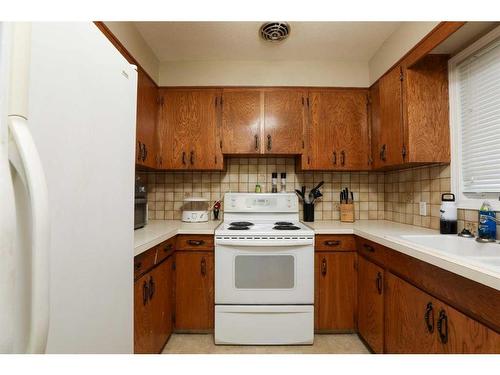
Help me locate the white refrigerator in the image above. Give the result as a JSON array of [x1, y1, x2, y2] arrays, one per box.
[[0, 22, 137, 353]]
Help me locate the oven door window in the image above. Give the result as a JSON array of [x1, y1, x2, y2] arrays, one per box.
[[234, 255, 295, 289]]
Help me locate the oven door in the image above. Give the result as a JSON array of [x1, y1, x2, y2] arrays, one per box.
[[215, 238, 314, 305]]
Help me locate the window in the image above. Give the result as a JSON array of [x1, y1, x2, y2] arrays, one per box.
[[449, 25, 500, 210]]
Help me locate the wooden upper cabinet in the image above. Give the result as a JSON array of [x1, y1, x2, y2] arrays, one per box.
[[369, 82, 382, 170], [373, 55, 450, 169], [136, 68, 158, 169], [159, 89, 223, 170], [357, 256, 384, 353], [221, 89, 262, 154], [263, 89, 306, 154], [307, 89, 369, 170], [378, 66, 405, 168], [404, 55, 450, 164]]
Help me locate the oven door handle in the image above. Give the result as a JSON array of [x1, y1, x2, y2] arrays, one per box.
[[215, 239, 313, 247]]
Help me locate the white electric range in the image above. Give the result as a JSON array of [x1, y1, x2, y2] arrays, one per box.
[[214, 193, 314, 345]]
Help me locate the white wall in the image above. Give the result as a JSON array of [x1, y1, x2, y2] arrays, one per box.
[[104, 22, 160, 83], [158, 60, 369, 87], [369, 22, 439, 84]]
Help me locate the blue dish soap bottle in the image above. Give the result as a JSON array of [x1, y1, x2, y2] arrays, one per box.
[[478, 201, 496, 240]]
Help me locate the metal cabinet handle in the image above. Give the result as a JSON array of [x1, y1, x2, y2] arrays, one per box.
[[148, 276, 155, 300], [321, 258, 327, 276], [376, 272, 383, 295], [254, 135, 259, 151], [137, 141, 142, 161], [201, 257, 207, 276], [324, 240, 341, 247], [164, 243, 173, 252], [187, 239, 205, 246], [424, 302, 435, 333], [340, 150, 345, 166], [182, 151, 186, 165], [142, 144, 147, 162], [363, 243, 375, 252], [142, 281, 148, 306], [380, 144, 386, 161], [332, 151, 337, 165], [437, 309, 448, 344], [134, 262, 142, 271], [190, 151, 194, 165], [267, 135, 272, 151]]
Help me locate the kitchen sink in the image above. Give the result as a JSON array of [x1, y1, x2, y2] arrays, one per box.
[[397, 234, 500, 258]]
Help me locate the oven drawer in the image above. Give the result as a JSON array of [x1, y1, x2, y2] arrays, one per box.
[[215, 305, 314, 345], [315, 234, 356, 251]]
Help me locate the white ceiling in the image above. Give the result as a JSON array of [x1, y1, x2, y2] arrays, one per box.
[[134, 22, 401, 62]]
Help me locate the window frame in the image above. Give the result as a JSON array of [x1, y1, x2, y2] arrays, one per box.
[[449, 25, 500, 211]]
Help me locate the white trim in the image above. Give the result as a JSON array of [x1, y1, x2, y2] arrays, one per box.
[[449, 25, 500, 211]]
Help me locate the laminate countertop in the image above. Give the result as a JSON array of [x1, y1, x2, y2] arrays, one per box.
[[134, 219, 500, 290]]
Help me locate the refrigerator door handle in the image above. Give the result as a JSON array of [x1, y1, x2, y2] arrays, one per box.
[[8, 115, 50, 354]]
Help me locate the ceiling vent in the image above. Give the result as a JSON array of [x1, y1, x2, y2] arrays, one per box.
[[259, 22, 291, 43]]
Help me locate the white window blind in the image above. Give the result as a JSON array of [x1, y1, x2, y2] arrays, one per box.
[[458, 37, 500, 193]]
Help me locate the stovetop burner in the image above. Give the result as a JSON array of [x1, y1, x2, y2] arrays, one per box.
[[228, 226, 250, 230], [230, 221, 254, 227], [273, 225, 300, 230], [275, 221, 294, 226]]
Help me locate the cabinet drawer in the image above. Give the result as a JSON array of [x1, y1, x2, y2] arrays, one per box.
[[355, 237, 388, 264], [156, 237, 175, 264], [176, 235, 214, 251], [134, 246, 158, 279], [315, 235, 356, 251]]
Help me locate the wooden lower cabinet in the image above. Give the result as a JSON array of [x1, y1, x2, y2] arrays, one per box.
[[315, 252, 357, 331], [385, 272, 500, 353], [134, 255, 174, 354], [357, 256, 384, 353], [174, 251, 214, 331]]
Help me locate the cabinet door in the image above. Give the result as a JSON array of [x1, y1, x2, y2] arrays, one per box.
[[385, 272, 440, 353], [136, 68, 158, 168], [149, 257, 174, 353], [434, 301, 500, 353], [369, 82, 383, 169], [221, 89, 262, 154], [175, 251, 214, 331], [315, 252, 357, 331], [357, 256, 384, 353], [308, 90, 369, 170], [134, 274, 154, 353], [379, 66, 404, 167], [161, 89, 221, 170], [263, 89, 306, 154]]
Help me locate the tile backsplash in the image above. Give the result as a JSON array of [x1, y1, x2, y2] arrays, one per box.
[[138, 159, 495, 235], [139, 157, 384, 221]]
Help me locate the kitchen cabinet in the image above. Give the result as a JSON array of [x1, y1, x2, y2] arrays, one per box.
[[263, 89, 306, 154], [372, 55, 450, 169], [385, 272, 440, 353], [385, 272, 500, 353], [158, 88, 223, 170], [221, 89, 262, 154], [174, 251, 214, 331], [307, 89, 370, 170], [136, 68, 159, 168], [220, 88, 306, 155], [315, 251, 357, 331], [357, 256, 384, 353], [134, 241, 174, 354]]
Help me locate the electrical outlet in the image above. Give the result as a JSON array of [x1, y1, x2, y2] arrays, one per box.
[[419, 201, 427, 216]]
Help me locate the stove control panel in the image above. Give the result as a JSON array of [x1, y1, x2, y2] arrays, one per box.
[[225, 193, 298, 212]]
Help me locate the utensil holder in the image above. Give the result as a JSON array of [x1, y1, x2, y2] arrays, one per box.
[[303, 203, 314, 222], [340, 203, 355, 223]]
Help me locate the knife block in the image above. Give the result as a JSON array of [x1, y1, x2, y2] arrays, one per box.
[[340, 203, 355, 223]]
